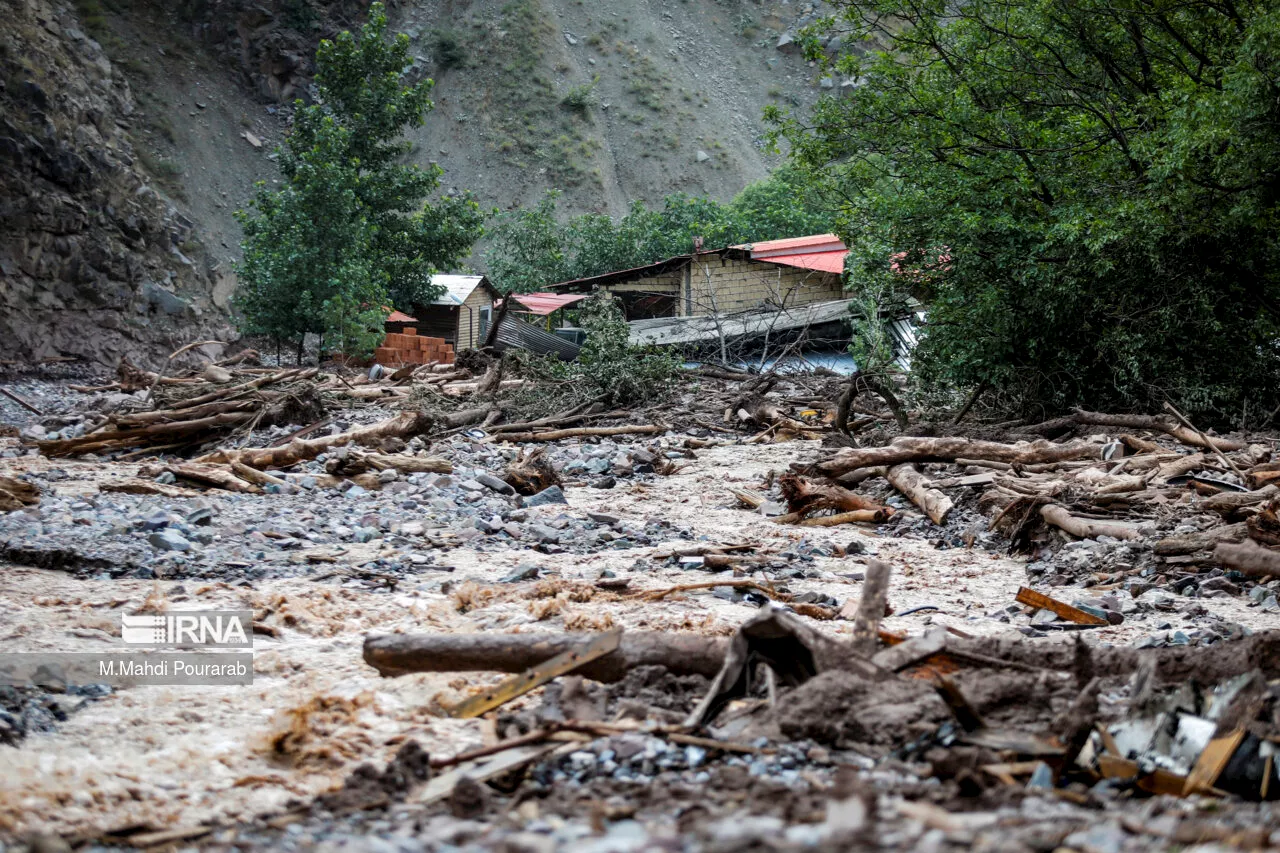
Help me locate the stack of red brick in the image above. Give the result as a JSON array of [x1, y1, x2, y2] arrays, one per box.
[[374, 327, 455, 366]]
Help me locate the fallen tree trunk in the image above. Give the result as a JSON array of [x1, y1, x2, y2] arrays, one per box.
[[1201, 485, 1279, 516], [38, 411, 257, 457], [496, 424, 666, 443], [208, 408, 486, 469], [1153, 523, 1248, 556], [364, 631, 729, 683], [1040, 504, 1140, 541], [807, 437, 1100, 479], [887, 464, 954, 525], [781, 509, 890, 526], [1070, 410, 1245, 452], [167, 463, 261, 494], [1214, 540, 1280, 578]]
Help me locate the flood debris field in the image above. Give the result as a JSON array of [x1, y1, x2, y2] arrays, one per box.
[[2, 354, 1280, 852]]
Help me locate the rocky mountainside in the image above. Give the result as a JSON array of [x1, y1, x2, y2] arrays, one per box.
[[0, 0, 836, 364], [0, 0, 237, 366]]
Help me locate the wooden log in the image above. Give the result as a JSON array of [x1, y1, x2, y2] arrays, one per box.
[[364, 453, 453, 474], [37, 411, 257, 457], [0, 387, 42, 415], [1040, 504, 1140, 540], [886, 464, 954, 525], [1201, 485, 1279, 516], [847, 558, 892, 655], [1070, 410, 1245, 452], [1153, 523, 1248, 556], [230, 460, 288, 488], [808, 437, 1100, 479], [167, 463, 261, 494], [112, 398, 266, 428], [1153, 452, 1208, 481], [1214, 540, 1280, 578], [363, 631, 729, 683], [0, 475, 40, 511], [496, 424, 666, 442], [210, 408, 483, 469], [776, 509, 890, 526]]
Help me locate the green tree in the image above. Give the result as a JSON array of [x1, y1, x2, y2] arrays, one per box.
[[772, 0, 1280, 423], [484, 169, 839, 293], [234, 4, 482, 358]]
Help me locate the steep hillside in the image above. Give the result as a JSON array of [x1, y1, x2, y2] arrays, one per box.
[[0, 0, 237, 365], [0, 0, 836, 362]]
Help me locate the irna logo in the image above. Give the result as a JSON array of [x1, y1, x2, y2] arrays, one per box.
[[121, 611, 252, 648]]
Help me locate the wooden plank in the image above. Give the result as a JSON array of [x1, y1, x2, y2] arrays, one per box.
[[410, 743, 561, 806], [1184, 729, 1245, 796], [871, 628, 947, 672], [1096, 754, 1188, 796], [446, 628, 622, 719], [1015, 586, 1108, 626]]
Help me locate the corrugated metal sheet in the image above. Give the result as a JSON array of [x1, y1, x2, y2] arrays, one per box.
[[386, 310, 418, 323], [491, 314, 582, 361], [508, 292, 591, 316], [629, 299, 856, 347]]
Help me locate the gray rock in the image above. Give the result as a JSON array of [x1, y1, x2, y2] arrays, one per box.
[[476, 472, 515, 495], [592, 476, 616, 489], [140, 510, 171, 531], [525, 486, 567, 507], [776, 31, 798, 52], [587, 511, 620, 525], [695, 150, 710, 162], [148, 529, 191, 552]]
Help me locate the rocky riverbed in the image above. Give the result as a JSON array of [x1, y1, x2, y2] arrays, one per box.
[[2, 372, 1280, 852]]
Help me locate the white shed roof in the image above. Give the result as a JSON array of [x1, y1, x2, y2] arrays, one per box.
[[430, 274, 487, 306]]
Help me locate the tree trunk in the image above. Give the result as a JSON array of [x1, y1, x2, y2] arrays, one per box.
[[1214, 539, 1280, 577], [1040, 504, 1140, 540], [847, 559, 892, 656], [806, 437, 1100, 479], [1070, 410, 1245, 452], [364, 631, 729, 683], [887, 464, 954, 524]]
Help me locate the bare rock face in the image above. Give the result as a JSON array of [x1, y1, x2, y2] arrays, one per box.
[[0, 0, 234, 366], [175, 0, 366, 104]]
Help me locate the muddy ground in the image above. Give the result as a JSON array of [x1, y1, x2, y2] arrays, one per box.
[[2, 385, 1279, 851]]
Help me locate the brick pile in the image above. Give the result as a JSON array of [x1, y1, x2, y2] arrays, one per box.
[[374, 327, 455, 366]]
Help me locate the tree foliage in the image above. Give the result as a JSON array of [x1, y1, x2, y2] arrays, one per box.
[[234, 4, 483, 356], [483, 165, 836, 293], [773, 0, 1280, 423]]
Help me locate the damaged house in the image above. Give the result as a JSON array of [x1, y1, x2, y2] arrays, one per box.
[[546, 234, 921, 363]]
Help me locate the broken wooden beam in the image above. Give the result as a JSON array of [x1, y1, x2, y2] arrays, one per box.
[[848, 558, 892, 655], [1015, 586, 1108, 626]]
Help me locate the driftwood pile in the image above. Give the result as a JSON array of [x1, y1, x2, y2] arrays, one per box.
[[786, 407, 1280, 583]]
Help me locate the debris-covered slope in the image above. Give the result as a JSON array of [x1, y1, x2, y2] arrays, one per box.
[[0, 0, 235, 365]]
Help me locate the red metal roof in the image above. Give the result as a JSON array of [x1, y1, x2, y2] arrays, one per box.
[[736, 233, 847, 274], [755, 250, 847, 274], [507, 292, 591, 316], [386, 310, 418, 322]]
